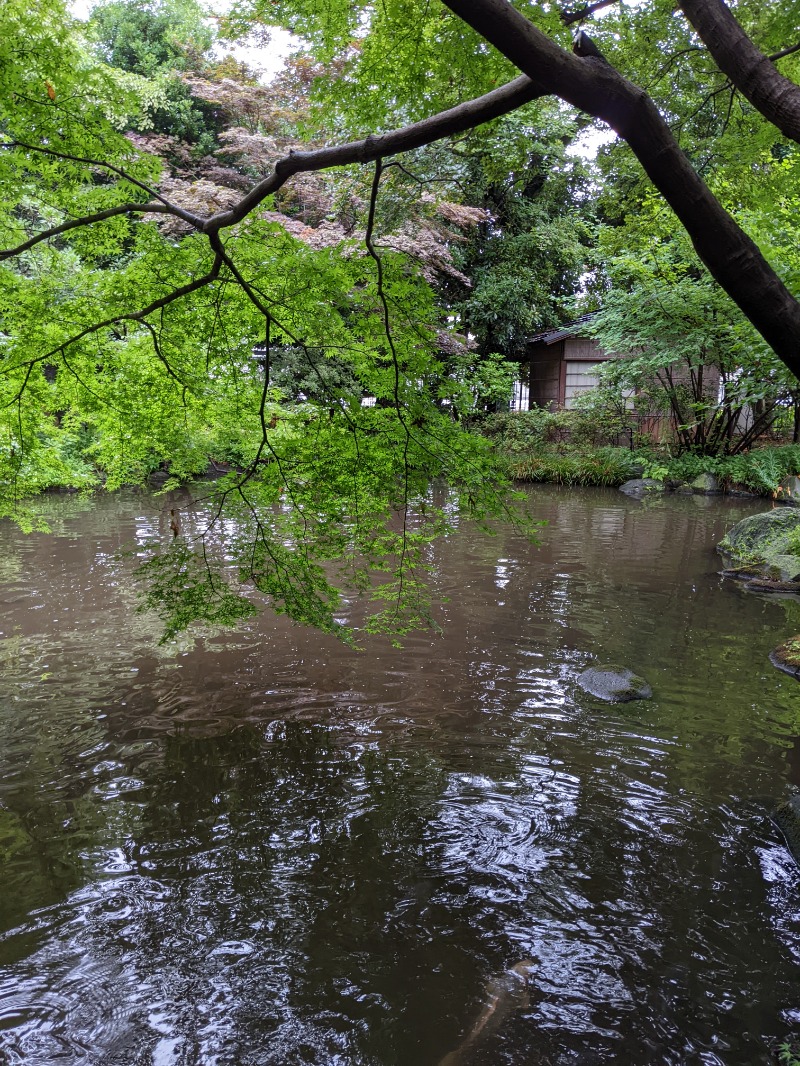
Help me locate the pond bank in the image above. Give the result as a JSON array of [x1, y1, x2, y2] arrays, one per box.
[[476, 412, 800, 500]]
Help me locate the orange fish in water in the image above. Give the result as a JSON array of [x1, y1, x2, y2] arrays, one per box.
[[438, 958, 539, 1066]]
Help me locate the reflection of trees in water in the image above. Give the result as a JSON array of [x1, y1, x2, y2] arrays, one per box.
[[4, 489, 800, 1061], [0, 723, 461, 1063], [127, 724, 455, 1064]]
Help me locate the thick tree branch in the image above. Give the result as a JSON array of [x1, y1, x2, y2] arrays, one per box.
[[3, 77, 542, 265], [678, 0, 800, 144], [203, 75, 543, 233], [7, 32, 800, 381], [440, 0, 800, 379]]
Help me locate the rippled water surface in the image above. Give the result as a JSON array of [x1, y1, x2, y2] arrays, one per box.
[[2, 486, 800, 1065]]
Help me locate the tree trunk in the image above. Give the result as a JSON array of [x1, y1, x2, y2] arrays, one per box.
[[678, 0, 800, 144]]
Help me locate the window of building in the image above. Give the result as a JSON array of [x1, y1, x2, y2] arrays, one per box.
[[564, 361, 604, 408]]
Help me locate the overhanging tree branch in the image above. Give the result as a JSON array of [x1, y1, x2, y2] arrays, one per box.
[[770, 42, 800, 64], [6, 24, 800, 382], [6, 138, 202, 222], [560, 0, 619, 27], [3, 76, 542, 262], [3, 253, 224, 379], [203, 75, 543, 233]]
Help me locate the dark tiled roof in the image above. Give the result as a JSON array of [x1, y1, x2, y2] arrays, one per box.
[[527, 312, 598, 345]]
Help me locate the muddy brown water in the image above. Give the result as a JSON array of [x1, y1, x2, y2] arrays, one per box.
[[1, 485, 800, 1064]]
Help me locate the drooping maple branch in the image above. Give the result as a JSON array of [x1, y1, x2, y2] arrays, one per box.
[[6, 138, 198, 218], [140, 320, 189, 389], [0, 202, 173, 260], [3, 253, 224, 380], [440, 0, 800, 379], [678, 0, 800, 144]]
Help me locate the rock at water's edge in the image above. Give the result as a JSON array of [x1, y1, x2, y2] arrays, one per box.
[[689, 472, 722, 495], [577, 664, 653, 703], [776, 475, 800, 506], [770, 638, 800, 680], [718, 509, 800, 583]]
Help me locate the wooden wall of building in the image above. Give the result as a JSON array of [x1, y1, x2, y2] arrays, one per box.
[[526, 336, 608, 410]]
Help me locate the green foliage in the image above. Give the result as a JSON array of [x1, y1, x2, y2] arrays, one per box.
[[135, 541, 258, 642], [507, 447, 638, 487], [781, 1038, 800, 1065], [442, 103, 594, 358], [88, 0, 220, 146], [89, 0, 213, 77], [480, 408, 800, 495], [7, 0, 800, 644], [477, 410, 638, 486], [0, 0, 538, 643], [446, 351, 518, 414], [655, 445, 800, 494], [585, 221, 795, 457], [783, 527, 800, 559], [476, 402, 632, 453]]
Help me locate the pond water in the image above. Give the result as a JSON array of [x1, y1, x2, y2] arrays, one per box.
[[1, 485, 800, 1065]]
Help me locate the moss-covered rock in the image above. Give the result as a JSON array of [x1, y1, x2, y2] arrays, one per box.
[[577, 664, 653, 702], [619, 478, 666, 498], [770, 637, 800, 680], [689, 472, 722, 495], [718, 509, 800, 582]]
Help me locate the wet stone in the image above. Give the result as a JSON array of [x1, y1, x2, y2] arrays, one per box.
[[619, 479, 666, 498], [770, 638, 800, 680], [577, 664, 653, 703]]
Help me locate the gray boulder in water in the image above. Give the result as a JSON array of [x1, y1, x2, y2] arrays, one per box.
[[577, 664, 652, 702], [773, 792, 800, 864], [718, 509, 800, 583], [619, 478, 666, 498]]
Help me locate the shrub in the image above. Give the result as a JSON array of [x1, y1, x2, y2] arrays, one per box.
[[508, 447, 639, 486]]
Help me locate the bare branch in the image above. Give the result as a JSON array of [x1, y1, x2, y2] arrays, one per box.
[[560, 0, 619, 27], [364, 158, 413, 620], [769, 42, 800, 63]]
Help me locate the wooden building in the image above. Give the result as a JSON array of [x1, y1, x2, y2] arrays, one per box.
[[523, 314, 611, 410]]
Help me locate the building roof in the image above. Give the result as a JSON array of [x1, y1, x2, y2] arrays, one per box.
[[527, 312, 597, 346]]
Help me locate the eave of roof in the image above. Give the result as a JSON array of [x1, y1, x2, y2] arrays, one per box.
[[527, 311, 598, 346]]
